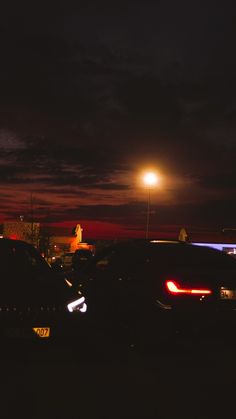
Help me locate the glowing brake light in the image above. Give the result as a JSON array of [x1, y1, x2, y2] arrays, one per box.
[[166, 280, 212, 295]]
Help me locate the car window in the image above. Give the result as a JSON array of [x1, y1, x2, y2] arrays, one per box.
[[0, 241, 57, 298], [95, 246, 146, 273], [94, 243, 236, 273], [21, 245, 52, 274], [0, 243, 15, 272], [1, 243, 51, 280], [147, 244, 236, 269]]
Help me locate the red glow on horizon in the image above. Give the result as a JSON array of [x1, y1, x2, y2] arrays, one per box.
[[43, 219, 176, 240], [9, 234, 18, 240]]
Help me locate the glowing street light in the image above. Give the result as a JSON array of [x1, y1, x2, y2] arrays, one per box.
[[143, 171, 159, 239]]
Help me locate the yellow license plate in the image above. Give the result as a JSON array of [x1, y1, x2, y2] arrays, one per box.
[[33, 327, 50, 338]]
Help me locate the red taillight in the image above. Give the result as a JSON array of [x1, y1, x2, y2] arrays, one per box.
[[166, 280, 212, 295]]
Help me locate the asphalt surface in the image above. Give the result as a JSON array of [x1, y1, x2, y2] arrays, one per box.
[[1, 333, 235, 419]]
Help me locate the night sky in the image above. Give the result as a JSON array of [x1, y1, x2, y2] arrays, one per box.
[[0, 0, 236, 239]]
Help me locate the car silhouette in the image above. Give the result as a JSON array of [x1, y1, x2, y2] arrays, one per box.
[[72, 249, 94, 272], [0, 238, 86, 341], [78, 239, 236, 348]]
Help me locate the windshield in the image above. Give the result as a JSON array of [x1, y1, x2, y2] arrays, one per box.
[[0, 240, 52, 276]]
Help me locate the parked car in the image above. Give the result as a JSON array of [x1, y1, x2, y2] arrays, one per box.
[[50, 255, 63, 269], [62, 252, 74, 270], [0, 238, 86, 341], [72, 249, 94, 272], [77, 239, 236, 348]]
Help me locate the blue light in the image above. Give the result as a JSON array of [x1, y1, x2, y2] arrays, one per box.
[[192, 242, 236, 252]]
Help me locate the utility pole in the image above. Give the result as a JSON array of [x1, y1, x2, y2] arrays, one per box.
[[30, 191, 34, 245], [143, 172, 159, 239], [145, 187, 151, 239]]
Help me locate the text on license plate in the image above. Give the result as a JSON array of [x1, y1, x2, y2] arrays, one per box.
[[33, 327, 50, 338], [220, 288, 236, 300]]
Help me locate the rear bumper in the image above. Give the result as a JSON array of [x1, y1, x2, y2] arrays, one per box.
[[172, 307, 236, 339]]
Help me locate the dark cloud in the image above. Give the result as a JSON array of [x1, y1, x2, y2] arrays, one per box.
[[197, 174, 236, 190], [0, 1, 236, 236]]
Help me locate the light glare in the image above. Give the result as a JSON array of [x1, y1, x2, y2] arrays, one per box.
[[143, 172, 159, 187], [67, 296, 87, 312]]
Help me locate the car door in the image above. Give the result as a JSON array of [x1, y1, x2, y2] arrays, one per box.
[[11, 243, 63, 321], [82, 246, 145, 329]]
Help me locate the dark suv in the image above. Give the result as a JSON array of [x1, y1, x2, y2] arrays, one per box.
[[0, 238, 86, 340], [72, 249, 94, 272], [77, 239, 236, 346]]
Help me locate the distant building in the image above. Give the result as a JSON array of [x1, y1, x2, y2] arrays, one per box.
[[50, 236, 73, 256], [2, 221, 95, 258], [48, 224, 95, 259], [178, 228, 189, 242], [74, 224, 83, 243], [3, 221, 40, 247]]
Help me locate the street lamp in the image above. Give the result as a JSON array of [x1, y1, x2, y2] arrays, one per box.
[[143, 172, 159, 239]]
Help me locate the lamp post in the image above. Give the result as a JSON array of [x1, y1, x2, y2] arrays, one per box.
[[143, 172, 158, 239]]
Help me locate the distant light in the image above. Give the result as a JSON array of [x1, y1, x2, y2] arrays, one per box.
[[228, 249, 236, 255], [9, 235, 17, 240], [65, 279, 73, 287], [193, 242, 236, 251], [143, 172, 159, 187]]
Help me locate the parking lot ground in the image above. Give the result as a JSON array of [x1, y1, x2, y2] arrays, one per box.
[[0, 334, 236, 419]]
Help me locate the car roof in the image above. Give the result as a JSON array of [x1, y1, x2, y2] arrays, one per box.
[[0, 238, 33, 248], [95, 238, 236, 258], [101, 239, 189, 249], [94, 239, 190, 256], [93, 239, 236, 270]]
